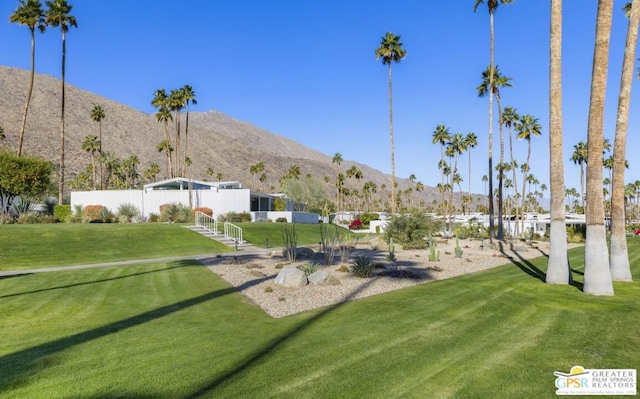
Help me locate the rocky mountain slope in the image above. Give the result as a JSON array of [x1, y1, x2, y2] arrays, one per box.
[[0, 65, 475, 207]]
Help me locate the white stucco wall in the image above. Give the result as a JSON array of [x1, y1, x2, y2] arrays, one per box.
[[71, 188, 253, 219]]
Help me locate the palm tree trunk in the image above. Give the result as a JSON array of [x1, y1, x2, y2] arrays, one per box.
[[184, 108, 190, 177], [17, 29, 37, 157], [508, 125, 519, 236], [610, 0, 639, 282], [497, 100, 504, 240], [388, 63, 396, 215], [547, 0, 570, 285], [91, 152, 97, 190], [58, 31, 67, 205], [487, 13, 496, 243], [584, 0, 614, 296]]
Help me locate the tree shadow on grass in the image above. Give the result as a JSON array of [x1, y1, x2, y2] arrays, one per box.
[[183, 277, 379, 399], [0, 271, 273, 390], [0, 261, 197, 299], [502, 248, 583, 290]]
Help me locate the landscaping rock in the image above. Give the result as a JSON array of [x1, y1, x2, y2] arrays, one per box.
[[274, 267, 308, 287], [308, 270, 341, 286], [296, 247, 314, 258], [515, 246, 528, 252]]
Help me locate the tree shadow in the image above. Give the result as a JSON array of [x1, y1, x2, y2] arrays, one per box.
[[502, 247, 583, 290], [0, 261, 196, 299], [0, 272, 272, 388], [183, 277, 379, 399]]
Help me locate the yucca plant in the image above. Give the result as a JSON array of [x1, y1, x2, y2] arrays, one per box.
[[350, 255, 374, 278]]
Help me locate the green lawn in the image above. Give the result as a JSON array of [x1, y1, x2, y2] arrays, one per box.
[[0, 223, 232, 271], [0, 227, 638, 398]]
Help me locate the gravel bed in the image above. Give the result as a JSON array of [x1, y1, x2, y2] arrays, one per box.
[[199, 239, 562, 318]]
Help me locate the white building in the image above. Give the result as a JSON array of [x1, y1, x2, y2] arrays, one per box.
[[70, 178, 318, 223]]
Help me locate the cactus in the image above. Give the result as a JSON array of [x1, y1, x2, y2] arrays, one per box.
[[386, 238, 397, 262], [428, 234, 440, 262], [455, 237, 463, 258]]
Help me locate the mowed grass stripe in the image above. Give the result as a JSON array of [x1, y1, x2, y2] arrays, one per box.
[[0, 224, 231, 270], [0, 235, 638, 398]]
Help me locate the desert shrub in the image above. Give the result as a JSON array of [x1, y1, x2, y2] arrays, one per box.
[[358, 213, 379, 227], [54, 204, 71, 222], [281, 222, 298, 263], [17, 212, 41, 224], [147, 213, 160, 223], [349, 219, 363, 230], [297, 262, 320, 276], [275, 217, 288, 223], [96, 206, 114, 223], [193, 207, 213, 216], [43, 197, 56, 216], [160, 203, 192, 223], [84, 205, 106, 222], [264, 286, 274, 293], [217, 211, 251, 223], [350, 255, 374, 278], [567, 224, 586, 243], [384, 211, 441, 250], [454, 219, 488, 239], [117, 203, 140, 223]]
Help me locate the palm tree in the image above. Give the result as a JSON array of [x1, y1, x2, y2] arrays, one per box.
[[152, 89, 173, 177], [143, 163, 160, 183], [477, 65, 513, 239], [584, 0, 615, 296], [332, 152, 343, 211], [375, 32, 406, 215], [181, 84, 196, 177], [156, 140, 173, 179], [432, 124, 451, 217], [446, 133, 465, 234], [45, 0, 76, 205], [168, 89, 185, 176], [501, 106, 520, 233], [81, 135, 100, 190], [90, 105, 106, 188], [609, 0, 638, 282], [10, 0, 45, 157], [464, 132, 478, 215], [474, 0, 514, 241], [515, 114, 542, 234], [570, 141, 588, 211]]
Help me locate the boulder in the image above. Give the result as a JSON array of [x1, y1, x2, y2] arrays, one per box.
[[274, 267, 308, 287], [308, 270, 341, 286]]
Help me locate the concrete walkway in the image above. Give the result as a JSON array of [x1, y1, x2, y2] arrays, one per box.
[[0, 245, 277, 277]]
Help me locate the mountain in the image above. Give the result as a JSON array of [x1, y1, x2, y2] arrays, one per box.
[[0, 66, 476, 208]]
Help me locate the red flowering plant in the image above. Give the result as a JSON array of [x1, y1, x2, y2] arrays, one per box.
[[349, 219, 363, 230]]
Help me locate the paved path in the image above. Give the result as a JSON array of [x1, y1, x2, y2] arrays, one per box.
[[0, 245, 277, 277]]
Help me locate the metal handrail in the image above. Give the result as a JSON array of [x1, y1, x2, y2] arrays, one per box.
[[224, 222, 243, 244], [195, 211, 219, 235]]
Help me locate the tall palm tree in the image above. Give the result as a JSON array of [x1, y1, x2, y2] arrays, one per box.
[[152, 89, 173, 177], [432, 124, 452, 217], [446, 133, 465, 234], [477, 65, 513, 239], [181, 84, 196, 177], [10, 0, 45, 157], [515, 114, 542, 234], [501, 106, 520, 234], [332, 152, 343, 212], [156, 140, 173, 179], [474, 0, 514, 242], [81, 134, 100, 190], [570, 141, 588, 211], [168, 89, 185, 176], [45, 0, 76, 204], [610, 0, 638, 282], [90, 105, 105, 188], [464, 132, 478, 215], [584, 0, 615, 296], [375, 32, 406, 215]]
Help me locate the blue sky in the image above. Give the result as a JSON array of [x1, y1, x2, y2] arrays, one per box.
[[1, 0, 639, 196]]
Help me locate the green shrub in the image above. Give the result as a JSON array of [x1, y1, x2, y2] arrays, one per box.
[[160, 203, 192, 223], [217, 211, 251, 223], [350, 255, 374, 278], [454, 219, 488, 239], [54, 204, 71, 222], [428, 234, 440, 262], [358, 213, 380, 227], [297, 262, 320, 276], [275, 217, 288, 223], [384, 211, 441, 249], [455, 237, 463, 258], [272, 197, 286, 211], [117, 203, 140, 223], [147, 213, 160, 223]]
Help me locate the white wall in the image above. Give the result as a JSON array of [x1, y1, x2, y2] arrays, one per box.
[[256, 211, 318, 224], [71, 188, 253, 219]]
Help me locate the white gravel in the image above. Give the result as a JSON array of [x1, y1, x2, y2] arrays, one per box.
[[199, 239, 562, 318]]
